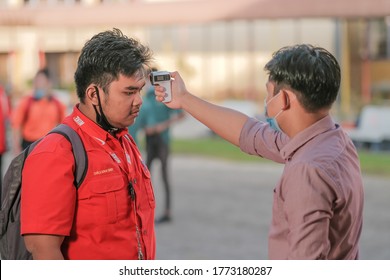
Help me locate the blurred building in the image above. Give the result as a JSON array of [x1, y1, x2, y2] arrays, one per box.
[[0, 0, 390, 119]]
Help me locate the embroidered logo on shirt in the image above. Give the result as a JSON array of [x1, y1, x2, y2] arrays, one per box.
[[73, 116, 84, 126], [93, 167, 114, 176]]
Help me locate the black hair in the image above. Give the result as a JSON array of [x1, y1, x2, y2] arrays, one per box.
[[36, 68, 51, 80], [74, 28, 153, 102], [264, 44, 341, 113]]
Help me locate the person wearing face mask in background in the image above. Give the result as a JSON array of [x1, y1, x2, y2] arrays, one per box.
[[11, 68, 66, 153], [153, 44, 364, 259]]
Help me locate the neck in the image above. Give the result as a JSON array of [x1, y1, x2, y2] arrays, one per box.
[[78, 102, 95, 123], [282, 109, 329, 138]]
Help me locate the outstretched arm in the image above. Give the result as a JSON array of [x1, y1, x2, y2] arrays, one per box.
[[154, 71, 249, 146]]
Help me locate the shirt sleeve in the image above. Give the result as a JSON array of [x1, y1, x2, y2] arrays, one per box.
[[239, 117, 288, 163], [21, 133, 77, 236], [281, 162, 336, 259]]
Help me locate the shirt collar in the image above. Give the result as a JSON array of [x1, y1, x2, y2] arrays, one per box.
[[280, 115, 337, 161], [71, 105, 128, 142]]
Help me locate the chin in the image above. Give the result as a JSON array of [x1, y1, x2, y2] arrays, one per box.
[[124, 119, 136, 127]]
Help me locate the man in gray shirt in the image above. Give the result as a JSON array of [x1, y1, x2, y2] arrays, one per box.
[[154, 44, 364, 259]]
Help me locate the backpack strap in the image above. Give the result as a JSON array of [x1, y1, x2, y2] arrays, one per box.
[[48, 124, 87, 188]]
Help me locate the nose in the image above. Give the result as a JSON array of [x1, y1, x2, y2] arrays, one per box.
[[134, 91, 143, 106]]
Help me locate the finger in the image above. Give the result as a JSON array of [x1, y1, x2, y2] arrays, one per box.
[[154, 87, 165, 96], [154, 85, 166, 92], [155, 96, 165, 103], [170, 71, 179, 79]]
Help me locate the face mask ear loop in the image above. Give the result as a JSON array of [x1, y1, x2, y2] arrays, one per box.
[[93, 86, 118, 132]]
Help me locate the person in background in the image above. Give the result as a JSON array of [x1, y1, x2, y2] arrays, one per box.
[[0, 84, 11, 201], [21, 28, 156, 260], [130, 68, 185, 224], [11, 68, 66, 153], [153, 44, 364, 259]]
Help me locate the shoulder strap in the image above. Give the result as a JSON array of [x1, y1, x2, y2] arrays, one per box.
[[48, 124, 88, 188]]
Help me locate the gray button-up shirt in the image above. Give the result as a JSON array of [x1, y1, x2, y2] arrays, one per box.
[[239, 115, 364, 259]]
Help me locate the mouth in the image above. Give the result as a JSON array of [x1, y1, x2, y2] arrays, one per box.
[[131, 109, 140, 117], [130, 105, 142, 117]]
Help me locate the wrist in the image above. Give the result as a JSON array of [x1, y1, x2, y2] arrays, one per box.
[[180, 91, 194, 112]]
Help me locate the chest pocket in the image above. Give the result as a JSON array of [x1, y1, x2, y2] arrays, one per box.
[[137, 163, 156, 209], [78, 174, 131, 225]]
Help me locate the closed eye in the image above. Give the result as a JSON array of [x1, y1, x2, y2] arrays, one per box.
[[125, 91, 136, 96], [124, 84, 145, 96]]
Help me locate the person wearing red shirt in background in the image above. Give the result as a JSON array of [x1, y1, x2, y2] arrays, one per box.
[[0, 84, 11, 200], [21, 28, 156, 260], [11, 68, 66, 153]]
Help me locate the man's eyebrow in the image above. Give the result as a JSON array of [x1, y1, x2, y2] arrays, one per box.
[[124, 86, 140, 90], [124, 83, 145, 91]]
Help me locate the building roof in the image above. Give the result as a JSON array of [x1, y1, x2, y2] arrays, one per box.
[[1, 0, 390, 27]]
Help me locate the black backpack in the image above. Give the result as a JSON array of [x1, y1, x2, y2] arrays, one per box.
[[0, 124, 87, 260]]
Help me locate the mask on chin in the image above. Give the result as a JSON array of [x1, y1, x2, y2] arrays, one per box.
[[93, 86, 119, 133], [33, 89, 46, 100]]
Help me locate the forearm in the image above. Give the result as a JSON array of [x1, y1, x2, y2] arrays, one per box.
[[31, 248, 65, 260], [145, 112, 184, 135], [181, 93, 249, 146], [145, 119, 171, 135], [24, 234, 65, 260]]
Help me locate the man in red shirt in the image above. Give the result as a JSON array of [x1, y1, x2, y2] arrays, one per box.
[[21, 28, 156, 260]]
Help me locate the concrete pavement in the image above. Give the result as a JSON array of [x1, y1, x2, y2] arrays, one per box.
[[152, 155, 390, 260]]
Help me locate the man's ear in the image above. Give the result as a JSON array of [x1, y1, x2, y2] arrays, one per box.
[[281, 90, 291, 110], [86, 85, 99, 106]]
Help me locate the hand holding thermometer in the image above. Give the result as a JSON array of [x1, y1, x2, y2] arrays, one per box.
[[150, 71, 172, 103]]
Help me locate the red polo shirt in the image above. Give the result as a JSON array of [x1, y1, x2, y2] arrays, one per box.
[[12, 94, 66, 142], [0, 86, 10, 154], [21, 105, 156, 260]]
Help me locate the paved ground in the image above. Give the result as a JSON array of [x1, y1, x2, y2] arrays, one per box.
[[151, 155, 390, 260]]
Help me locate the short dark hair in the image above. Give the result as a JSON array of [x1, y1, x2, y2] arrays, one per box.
[[36, 68, 51, 80], [74, 28, 153, 102], [264, 44, 340, 113]]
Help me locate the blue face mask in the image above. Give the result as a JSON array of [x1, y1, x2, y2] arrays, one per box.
[[34, 89, 45, 100], [264, 93, 284, 133]]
